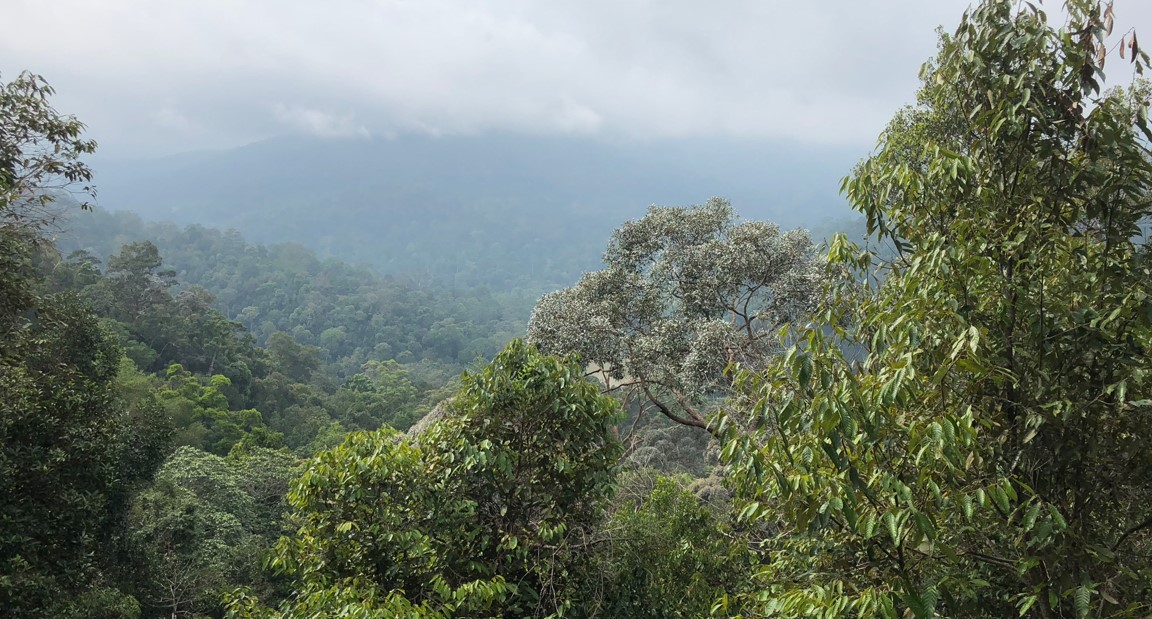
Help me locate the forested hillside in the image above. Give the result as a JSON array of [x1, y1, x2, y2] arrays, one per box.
[[54, 208, 522, 377], [90, 134, 857, 301], [4, 1, 1152, 618]]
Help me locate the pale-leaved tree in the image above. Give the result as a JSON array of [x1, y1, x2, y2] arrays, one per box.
[[528, 198, 821, 436]]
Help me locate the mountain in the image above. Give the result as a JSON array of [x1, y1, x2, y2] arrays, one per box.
[[89, 133, 861, 300]]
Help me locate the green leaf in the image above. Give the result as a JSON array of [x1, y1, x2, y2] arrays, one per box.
[[1018, 595, 1037, 616], [1074, 585, 1091, 618], [884, 512, 900, 544]]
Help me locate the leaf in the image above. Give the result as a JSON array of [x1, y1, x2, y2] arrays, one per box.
[[884, 511, 900, 544], [1022, 501, 1042, 530], [1001, 478, 1017, 502], [900, 588, 933, 619], [798, 353, 813, 388], [1074, 585, 1091, 618], [1018, 594, 1037, 616], [913, 512, 936, 540], [990, 485, 1010, 513]]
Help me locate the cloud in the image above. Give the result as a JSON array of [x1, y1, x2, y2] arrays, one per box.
[[3, 0, 1149, 156], [153, 107, 198, 133], [273, 104, 370, 139]]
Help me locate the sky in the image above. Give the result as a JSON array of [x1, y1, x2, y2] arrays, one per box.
[[4, 0, 1150, 158]]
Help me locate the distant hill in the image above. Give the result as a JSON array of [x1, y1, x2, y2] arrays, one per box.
[[89, 133, 861, 300], [53, 208, 525, 379]]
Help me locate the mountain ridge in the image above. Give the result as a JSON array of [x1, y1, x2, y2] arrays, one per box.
[[90, 133, 860, 296]]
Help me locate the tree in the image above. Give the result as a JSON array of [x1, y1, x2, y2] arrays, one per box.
[[528, 198, 821, 435], [720, 1, 1152, 616], [0, 71, 96, 229], [265, 332, 320, 383], [416, 339, 623, 615], [227, 340, 623, 618], [0, 294, 130, 616], [0, 71, 157, 618], [328, 360, 421, 431], [158, 364, 283, 455], [1, 71, 96, 351], [97, 241, 177, 333]]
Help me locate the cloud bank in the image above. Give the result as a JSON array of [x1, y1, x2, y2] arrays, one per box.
[[4, 0, 1149, 156]]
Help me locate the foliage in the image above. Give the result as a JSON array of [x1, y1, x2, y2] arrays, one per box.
[[327, 360, 423, 432], [0, 70, 96, 227], [620, 414, 718, 478], [227, 340, 623, 618], [528, 198, 820, 434], [158, 364, 283, 455], [1, 69, 95, 358], [0, 71, 159, 619], [0, 288, 130, 615], [574, 473, 756, 618], [45, 238, 419, 454], [720, 1, 1152, 616], [129, 446, 299, 619], [417, 339, 624, 610]]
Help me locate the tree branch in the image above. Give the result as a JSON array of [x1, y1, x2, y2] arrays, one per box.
[[640, 382, 709, 431]]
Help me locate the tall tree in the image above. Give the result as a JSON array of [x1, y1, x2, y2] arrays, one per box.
[[1, 71, 95, 350], [0, 71, 95, 230], [0, 71, 157, 618], [528, 198, 820, 435], [720, 1, 1152, 616]]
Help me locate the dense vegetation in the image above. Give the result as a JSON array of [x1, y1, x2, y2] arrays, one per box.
[[55, 208, 523, 376], [4, 0, 1152, 617], [717, 2, 1152, 615]]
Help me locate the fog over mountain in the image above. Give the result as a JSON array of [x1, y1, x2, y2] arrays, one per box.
[[14, 0, 1144, 297], [91, 133, 860, 294]]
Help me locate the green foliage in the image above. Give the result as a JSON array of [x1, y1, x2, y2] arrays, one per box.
[[50, 213, 521, 454], [574, 473, 756, 618], [1, 69, 95, 357], [264, 332, 320, 383], [103, 240, 177, 319], [44, 239, 381, 454], [0, 72, 162, 616], [0, 290, 134, 615], [129, 446, 299, 619], [0, 70, 96, 226], [720, 1, 1152, 616], [620, 414, 718, 478], [229, 340, 623, 618], [158, 363, 282, 455], [58, 587, 143, 619], [43, 239, 271, 412], [419, 339, 624, 594], [328, 360, 422, 431]]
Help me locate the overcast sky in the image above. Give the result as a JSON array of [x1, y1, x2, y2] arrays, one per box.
[[4, 0, 1150, 157]]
